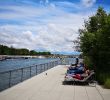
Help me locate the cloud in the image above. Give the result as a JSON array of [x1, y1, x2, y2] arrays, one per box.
[[0, 0, 95, 53], [40, 0, 49, 5], [81, 0, 96, 7], [0, 5, 50, 20], [0, 13, 87, 52], [53, 1, 81, 10]]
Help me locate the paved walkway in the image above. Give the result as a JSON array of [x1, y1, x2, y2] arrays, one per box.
[[0, 65, 110, 100]]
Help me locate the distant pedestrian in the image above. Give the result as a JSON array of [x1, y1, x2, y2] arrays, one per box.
[[75, 57, 79, 65]]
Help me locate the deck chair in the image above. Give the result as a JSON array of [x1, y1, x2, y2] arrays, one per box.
[[63, 70, 96, 86]]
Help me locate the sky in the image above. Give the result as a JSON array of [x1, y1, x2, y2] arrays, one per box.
[[0, 0, 110, 55]]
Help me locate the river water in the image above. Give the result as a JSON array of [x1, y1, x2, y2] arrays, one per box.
[[0, 58, 75, 73], [0, 58, 60, 73]]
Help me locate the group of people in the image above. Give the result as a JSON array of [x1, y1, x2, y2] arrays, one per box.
[[66, 58, 90, 80]]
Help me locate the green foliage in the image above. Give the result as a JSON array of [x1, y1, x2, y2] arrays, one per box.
[[83, 56, 93, 70], [30, 50, 37, 55], [79, 7, 110, 88], [104, 78, 110, 89], [0, 44, 51, 55], [96, 73, 107, 84]]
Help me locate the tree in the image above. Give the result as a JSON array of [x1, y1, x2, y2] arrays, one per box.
[[79, 7, 110, 85], [30, 50, 37, 55], [0, 44, 51, 56]]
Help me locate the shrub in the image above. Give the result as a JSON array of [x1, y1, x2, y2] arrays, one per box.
[[83, 56, 93, 70], [104, 78, 110, 89], [96, 73, 106, 84]]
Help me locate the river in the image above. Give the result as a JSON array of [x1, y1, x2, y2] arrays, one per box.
[[0, 58, 60, 73]]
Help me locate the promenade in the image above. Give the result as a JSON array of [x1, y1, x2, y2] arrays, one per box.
[[0, 65, 110, 100]]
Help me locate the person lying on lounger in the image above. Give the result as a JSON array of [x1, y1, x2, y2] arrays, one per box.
[[67, 62, 85, 74], [72, 69, 90, 80]]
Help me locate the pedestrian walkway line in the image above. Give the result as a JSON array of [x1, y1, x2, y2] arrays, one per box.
[[74, 86, 89, 100], [95, 85, 104, 100], [86, 86, 103, 100], [85, 86, 90, 100]]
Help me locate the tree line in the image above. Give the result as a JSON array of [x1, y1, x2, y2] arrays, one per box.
[[0, 44, 51, 55], [79, 7, 110, 88]]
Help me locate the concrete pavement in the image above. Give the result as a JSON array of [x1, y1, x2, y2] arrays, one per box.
[[0, 65, 110, 100]]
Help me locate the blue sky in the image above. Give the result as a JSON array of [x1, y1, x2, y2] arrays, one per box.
[[0, 0, 110, 54]]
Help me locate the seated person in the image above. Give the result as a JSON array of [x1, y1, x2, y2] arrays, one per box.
[[67, 63, 85, 74], [72, 67, 90, 80], [81, 69, 90, 77], [75, 57, 79, 65]]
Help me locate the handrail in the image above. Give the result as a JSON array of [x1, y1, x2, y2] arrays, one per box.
[[0, 58, 74, 91], [0, 60, 60, 74], [0, 60, 61, 91]]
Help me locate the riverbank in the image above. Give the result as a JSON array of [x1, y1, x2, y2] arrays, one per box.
[[0, 55, 46, 60], [0, 65, 110, 100]]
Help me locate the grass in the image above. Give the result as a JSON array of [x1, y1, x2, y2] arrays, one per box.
[[104, 78, 110, 89], [96, 72, 110, 89]]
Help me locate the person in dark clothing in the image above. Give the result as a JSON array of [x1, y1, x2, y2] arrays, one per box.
[[75, 57, 79, 65], [67, 62, 85, 74]]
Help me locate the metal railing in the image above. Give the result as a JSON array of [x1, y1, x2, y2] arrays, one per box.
[[0, 60, 61, 91], [0, 58, 75, 91]]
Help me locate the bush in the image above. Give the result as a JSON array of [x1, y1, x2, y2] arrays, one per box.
[[104, 78, 110, 89], [83, 56, 93, 69], [96, 73, 106, 84], [96, 72, 110, 89], [79, 7, 110, 89]]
